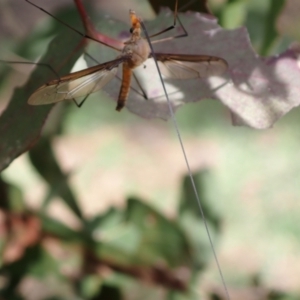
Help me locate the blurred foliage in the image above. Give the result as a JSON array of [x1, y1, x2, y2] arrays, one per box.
[[0, 171, 222, 299], [0, 0, 300, 299]]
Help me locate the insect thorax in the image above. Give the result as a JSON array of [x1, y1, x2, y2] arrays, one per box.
[[122, 38, 150, 69]]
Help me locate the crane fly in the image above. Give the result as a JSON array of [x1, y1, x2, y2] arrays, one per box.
[[27, 9, 228, 112]]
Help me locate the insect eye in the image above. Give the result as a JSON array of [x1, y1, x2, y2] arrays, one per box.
[[129, 28, 133, 33]]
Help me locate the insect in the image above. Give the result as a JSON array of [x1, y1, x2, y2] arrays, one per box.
[[27, 5, 228, 112]]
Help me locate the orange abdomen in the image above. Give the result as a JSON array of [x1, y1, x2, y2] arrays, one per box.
[[116, 63, 132, 111]]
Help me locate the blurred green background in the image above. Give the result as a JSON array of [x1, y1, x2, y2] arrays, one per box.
[[0, 0, 300, 299]]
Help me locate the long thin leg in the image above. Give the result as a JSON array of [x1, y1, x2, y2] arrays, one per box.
[[149, 0, 206, 44], [0, 60, 60, 79], [25, 0, 122, 51], [132, 72, 148, 100], [148, 0, 179, 39], [140, 18, 231, 300], [74, 51, 150, 109], [150, 15, 188, 44], [73, 96, 88, 108], [0, 59, 93, 108], [84, 51, 148, 99]]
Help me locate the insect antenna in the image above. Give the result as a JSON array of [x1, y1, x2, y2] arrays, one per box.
[[140, 14, 232, 300]]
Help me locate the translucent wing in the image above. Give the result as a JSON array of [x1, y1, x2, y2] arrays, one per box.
[[154, 53, 228, 79], [28, 56, 127, 105]]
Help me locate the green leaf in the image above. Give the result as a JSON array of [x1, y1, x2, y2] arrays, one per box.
[[1, 246, 60, 288], [0, 27, 84, 172], [40, 214, 83, 242], [87, 207, 124, 233], [125, 197, 192, 267], [79, 275, 103, 299], [92, 284, 122, 300], [178, 171, 221, 232], [0, 177, 25, 212], [178, 171, 223, 272], [221, 1, 247, 29], [260, 0, 286, 55], [29, 137, 83, 221]]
